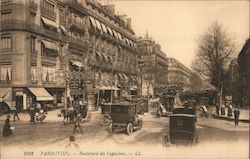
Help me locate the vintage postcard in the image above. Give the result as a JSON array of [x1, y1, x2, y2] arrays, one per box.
[[0, 0, 249, 159]]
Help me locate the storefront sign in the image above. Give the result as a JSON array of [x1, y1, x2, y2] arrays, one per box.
[[16, 92, 23, 96], [69, 78, 82, 95]]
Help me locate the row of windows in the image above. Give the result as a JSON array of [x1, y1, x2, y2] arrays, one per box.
[[1, 37, 11, 50], [1, 12, 12, 21], [41, 0, 55, 13], [0, 67, 11, 81]]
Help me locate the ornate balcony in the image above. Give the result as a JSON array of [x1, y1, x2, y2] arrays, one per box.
[[68, 17, 86, 33]]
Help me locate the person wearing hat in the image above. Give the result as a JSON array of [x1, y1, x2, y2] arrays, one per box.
[[73, 114, 83, 133], [2, 115, 13, 137], [65, 135, 79, 149], [234, 106, 240, 126]]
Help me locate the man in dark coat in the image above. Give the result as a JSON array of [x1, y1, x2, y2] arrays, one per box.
[[233, 107, 240, 126], [13, 106, 20, 122], [2, 115, 12, 137], [73, 114, 83, 133]]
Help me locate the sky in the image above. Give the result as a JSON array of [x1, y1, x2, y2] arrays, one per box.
[[101, 0, 249, 68]]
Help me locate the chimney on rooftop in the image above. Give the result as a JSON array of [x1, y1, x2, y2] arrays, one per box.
[[103, 4, 115, 15], [127, 18, 132, 29]]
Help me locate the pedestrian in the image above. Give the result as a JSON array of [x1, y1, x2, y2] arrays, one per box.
[[65, 135, 79, 149], [233, 107, 240, 126], [156, 103, 162, 118], [13, 106, 20, 122], [221, 104, 226, 115], [72, 114, 83, 133], [216, 105, 220, 115], [2, 115, 13, 137], [227, 105, 233, 118], [39, 109, 46, 123], [29, 106, 35, 124]]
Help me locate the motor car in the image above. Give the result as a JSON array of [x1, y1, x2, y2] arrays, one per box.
[[163, 113, 199, 145], [163, 102, 198, 145], [109, 102, 143, 135]]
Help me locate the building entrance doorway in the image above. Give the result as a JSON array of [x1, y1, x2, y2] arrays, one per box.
[[16, 96, 23, 112]]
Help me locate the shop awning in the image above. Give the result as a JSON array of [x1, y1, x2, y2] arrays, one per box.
[[106, 26, 113, 35], [89, 17, 97, 29], [122, 73, 128, 81], [28, 87, 53, 101], [101, 23, 108, 33], [59, 25, 66, 33], [101, 53, 109, 62], [118, 73, 124, 80], [41, 40, 58, 51], [0, 88, 12, 105], [130, 85, 137, 90], [96, 51, 102, 57], [70, 60, 84, 68], [110, 86, 120, 90], [112, 30, 118, 39], [95, 19, 102, 32], [117, 32, 122, 41], [41, 17, 58, 28]]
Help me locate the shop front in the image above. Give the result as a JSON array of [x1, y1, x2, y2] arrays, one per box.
[[0, 87, 12, 113]]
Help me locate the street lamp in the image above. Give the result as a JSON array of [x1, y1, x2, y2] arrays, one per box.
[[138, 58, 144, 96]]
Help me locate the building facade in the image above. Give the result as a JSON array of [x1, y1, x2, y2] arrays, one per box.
[[166, 58, 192, 90], [0, 0, 138, 112], [238, 38, 250, 107], [137, 33, 168, 96]]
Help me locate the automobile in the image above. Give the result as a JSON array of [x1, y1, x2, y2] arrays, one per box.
[[109, 102, 143, 135], [100, 103, 113, 125], [163, 103, 198, 145], [163, 113, 199, 145]]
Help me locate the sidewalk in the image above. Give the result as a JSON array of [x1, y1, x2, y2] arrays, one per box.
[[0, 109, 62, 123], [0, 108, 103, 124], [210, 107, 250, 123]]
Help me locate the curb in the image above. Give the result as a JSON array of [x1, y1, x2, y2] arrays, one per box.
[[212, 114, 250, 123]]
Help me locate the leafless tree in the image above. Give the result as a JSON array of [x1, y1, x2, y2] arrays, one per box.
[[192, 22, 236, 104]]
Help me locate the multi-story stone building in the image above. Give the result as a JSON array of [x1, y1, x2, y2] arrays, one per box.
[[0, 0, 137, 112], [238, 38, 249, 108], [166, 58, 192, 90], [137, 33, 168, 96]]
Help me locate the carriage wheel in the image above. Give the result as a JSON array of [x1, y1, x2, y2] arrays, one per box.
[[126, 123, 133, 135]]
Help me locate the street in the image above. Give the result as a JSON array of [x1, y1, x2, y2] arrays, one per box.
[[0, 111, 249, 159]]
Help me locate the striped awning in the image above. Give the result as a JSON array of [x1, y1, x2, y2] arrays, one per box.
[[70, 60, 84, 68], [106, 26, 113, 35], [0, 88, 12, 106], [89, 17, 97, 29], [95, 19, 102, 31], [130, 85, 137, 90], [41, 17, 58, 28], [28, 87, 53, 101], [41, 40, 58, 51], [59, 25, 66, 33], [101, 23, 108, 33]]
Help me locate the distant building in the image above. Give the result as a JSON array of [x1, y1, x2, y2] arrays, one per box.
[[166, 58, 192, 90], [137, 33, 168, 96]]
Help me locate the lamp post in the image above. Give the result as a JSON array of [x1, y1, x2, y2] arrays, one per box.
[[138, 59, 144, 96]]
